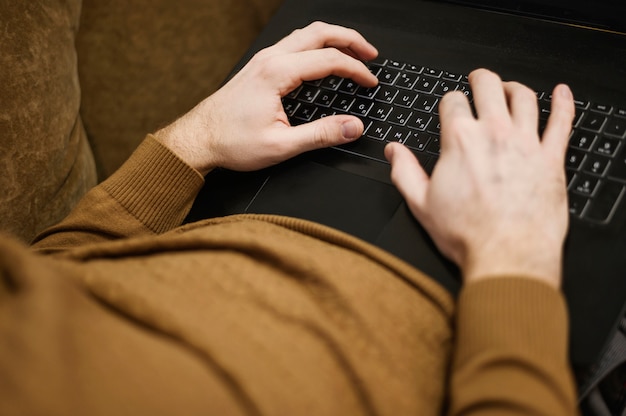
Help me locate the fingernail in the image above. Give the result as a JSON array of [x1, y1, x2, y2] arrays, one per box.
[[342, 120, 361, 140], [558, 84, 572, 99]]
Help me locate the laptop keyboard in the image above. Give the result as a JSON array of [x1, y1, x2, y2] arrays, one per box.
[[282, 57, 626, 226]]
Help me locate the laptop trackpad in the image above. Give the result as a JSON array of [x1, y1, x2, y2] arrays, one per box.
[[246, 160, 403, 243]]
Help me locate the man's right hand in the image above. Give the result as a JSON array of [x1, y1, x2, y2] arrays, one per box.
[[386, 69, 575, 288]]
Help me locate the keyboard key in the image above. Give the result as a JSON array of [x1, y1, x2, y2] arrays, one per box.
[[427, 116, 441, 135], [293, 104, 317, 121], [405, 131, 431, 151], [378, 68, 400, 85], [581, 112, 608, 132], [585, 181, 625, 223], [566, 149, 586, 170], [572, 174, 599, 196], [605, 116, 626, 138], [365, 121, 391, 140], [426, 136, 441, 155], [569, 130, 596, 151], [386, 126, 410, 143], [386, 60, 405, 69], [368, 57, 387, 66], [310, 109, 336, 121], [332, 94, 355, 112], [443, 71, 463, 81], [321, 76, 342, 91], [422, 67, 443, 78], [356, 85, 379, 99], [458, 83, 472, 101], [369, 102, 393, 121], [594, 137, 620, 157], [374, 86, 398, 104], [574, 98, 590, 109], [350, 97, 374, 117], [433, 80, 458, 97], [406, 112, 432, 131], [282, 98, 300, 117], [388, 108, 412, 126], [415, 76, 438, 94], [396, 72, 419, 90], [583, 154, 610, 176], [394, 90, 419, 108], [608, 144, 626, 182], [413, 96, 439, 113], [617, 108, 626, 118], [314, 91, 337, 107], [297, 85, 320, 103], [368, 65, 382, 77], [338, 79, 359, 94], [405, 64, 423, 73], [591, 102, 613, 114], [568, 193, 589, 217]]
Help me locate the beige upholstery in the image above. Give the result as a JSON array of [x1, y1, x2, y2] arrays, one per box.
[[0, 0, 283, 242]]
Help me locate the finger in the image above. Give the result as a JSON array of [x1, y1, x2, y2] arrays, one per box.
[[274, 21, 378, 61], [279, 49, 378, 94], [276, 114, 365, 155], [469, 69, 509, 120], [503, 81, 539, 132], [542, 84, 575, 164], [438, 90, 474, 152], [385, 142, 429, 217]]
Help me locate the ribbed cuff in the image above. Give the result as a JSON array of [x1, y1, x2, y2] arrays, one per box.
[[455, 277, 570, 366], [101, 135, 204, 234]]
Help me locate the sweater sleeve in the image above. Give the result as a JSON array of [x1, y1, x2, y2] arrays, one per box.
[[447, 277, 579, 416], [31, 135, 204, 251]]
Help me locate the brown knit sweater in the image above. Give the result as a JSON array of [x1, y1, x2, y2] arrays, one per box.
[[0, 136, 578, 415]]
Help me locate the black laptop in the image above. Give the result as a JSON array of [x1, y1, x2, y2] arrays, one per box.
[[186, 0, 626, 385]]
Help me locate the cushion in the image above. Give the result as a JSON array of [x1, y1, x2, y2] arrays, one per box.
[[77, 0, 284, 179], [0, 0, 98, 242]]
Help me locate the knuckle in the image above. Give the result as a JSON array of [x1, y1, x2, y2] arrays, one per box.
[[306, 21, 327, 35], [250, 52, 279, 76], [289, 27, 304, 37], [444, 117, 472, 140]]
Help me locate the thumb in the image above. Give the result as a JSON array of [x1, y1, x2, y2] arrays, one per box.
[[283, 115, 364, 153]]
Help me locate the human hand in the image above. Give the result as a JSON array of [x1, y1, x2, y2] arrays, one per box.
[[385, 69, 575, 288], [154, 22, 378, 176]]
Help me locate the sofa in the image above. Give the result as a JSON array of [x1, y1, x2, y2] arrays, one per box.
[[0, 0, 283, 243]]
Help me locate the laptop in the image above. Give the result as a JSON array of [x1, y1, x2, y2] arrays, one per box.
[[185, 0, 626, 385]]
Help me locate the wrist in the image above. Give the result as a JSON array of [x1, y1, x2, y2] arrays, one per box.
[[153, 99, 217, 176], [462, 240, 564, 289]]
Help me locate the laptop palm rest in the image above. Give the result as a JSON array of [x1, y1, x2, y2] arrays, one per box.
[[246, 159, 403, 244], [376, 203, 461, 293]]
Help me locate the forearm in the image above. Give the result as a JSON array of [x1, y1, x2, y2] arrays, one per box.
[[32, 135, 204, 251], [447, 277, 579, 416]]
